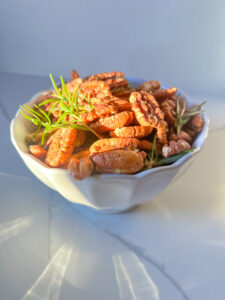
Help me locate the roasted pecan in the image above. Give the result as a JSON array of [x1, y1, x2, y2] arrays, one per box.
[[91, 97, 131, 112], [186, 114, 204, 133], [79, 80, 112, 99], [138, 80, 161, 92], [152, 87, 177, 102], [111, 85, 134, 98], [162, 139, 191, 158], [86, 71, 124, 82], [71, 69, 80, 80], [74, 130, 86, 148], [92, 149, 145, 174], [90, 137, 140, 154], [138, 140, 162, 155], [169, 131, 192, 143], [157, 120, 168, 144], [80, 104, 118, 123], [29, 145, 47, 160], [90, 111, 134, 133], [68, 154, 94, 180], [45, 128, 77, 167], [110, 126, 152, 138], [106, 78, 129, 89], [129, 91, 164, 127], [160, 98, 176, 126], [66, 78, 83, 94], [129, 91, 168, 144]]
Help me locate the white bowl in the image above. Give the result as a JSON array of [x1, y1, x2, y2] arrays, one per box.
[[10, 78, 209, 213]]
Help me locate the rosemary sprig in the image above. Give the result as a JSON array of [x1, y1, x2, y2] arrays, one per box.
[[143, 135, 193, 171], [144, 135, 158, 169], [176, 95, 206, 134], [154, 149, 193, 166], [20, 74, 102, 144]]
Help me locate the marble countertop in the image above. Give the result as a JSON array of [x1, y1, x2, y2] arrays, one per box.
[[0, 71, 225, 300]]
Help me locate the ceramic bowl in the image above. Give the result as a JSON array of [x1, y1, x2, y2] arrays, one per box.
[[10, 78, 209, 213]]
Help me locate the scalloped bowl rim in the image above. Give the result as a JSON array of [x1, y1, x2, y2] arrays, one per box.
[[10, 77, 209, 181]]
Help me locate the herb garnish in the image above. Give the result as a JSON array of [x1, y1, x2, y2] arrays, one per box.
[[20, 74, 102, 144], [143, 135, 193, 170], [176, 96, 206, 134]]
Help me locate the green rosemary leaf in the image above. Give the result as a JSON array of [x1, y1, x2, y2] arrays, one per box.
[[60, 76, 69, 98], [48, 101, 59, 116], [154, 149, 193, 166], [20, 109, 39, 125], [23, 104, 43, 120], [50, 74, 61, 97], [38, 98, 60, 106], [34, 105, 51, 124]]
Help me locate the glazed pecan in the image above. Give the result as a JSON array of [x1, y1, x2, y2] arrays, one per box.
[[90, 111, 134, 133], [162, 139, 191, 158], [91, 97, 131, 112], [186, 114, 204, 133], [111, 86, 134, 99], [79, 80, 112, 99], [66, 78, 83, 94], [138, 80, 161, 92], [152, 87, 177, 102], [129, 91, 164, 127], [110, 126, 152, 138], [45, 128, 77, 167], [90, 137, 140, 154], [169, 131, 192, 143], [129, 91, 167, 144], [160, 98, 176, 126], [157, 120, 168, 145], [92, 149, 145, 174], [80, 104, 118, 123], [86, 71, 124, 82], [74, 130, 86, 148], [71, 69, 80, 80], [29, 145, 47, 160], [68, 155, 94, 180], [138, 140, 162, 155]]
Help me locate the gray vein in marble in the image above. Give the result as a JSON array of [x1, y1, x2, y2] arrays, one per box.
[[0, 101, 10, 121], [75, 209, 190, 300]]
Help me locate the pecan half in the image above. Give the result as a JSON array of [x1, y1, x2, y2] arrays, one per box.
[[169, 131, 192, 143], [160, 98, 176, 126], [86, 71, 124, 82], [80, 104, 118, 123], [92, 149, 145, 174], [71, 69, 80, 80], [90, 111, 134, 133], [110, 126, 152, 138], [152, 87, 177, 102], [79, 80, 112, 99], [162, 139, 191, 158], [129, 91, 164, 127], [90, 137, 140, 154], [68, 155, 94, 180], [138, 80, 161, 92], [29, 145, 47, 160], [91, 97, 131, 112]]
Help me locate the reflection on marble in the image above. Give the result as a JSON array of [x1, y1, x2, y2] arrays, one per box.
[[113, 253, 159, 300], [23, 242, 73, 300], [0, 215, 34, 245]]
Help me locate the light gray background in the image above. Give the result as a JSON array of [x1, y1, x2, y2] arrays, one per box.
[[1, 0, 225, 96]]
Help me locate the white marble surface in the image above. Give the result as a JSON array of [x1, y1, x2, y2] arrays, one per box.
[[0, 71, 225, 300]]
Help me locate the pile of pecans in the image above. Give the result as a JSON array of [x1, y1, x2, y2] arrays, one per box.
[[26, 70, 204, 180]]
